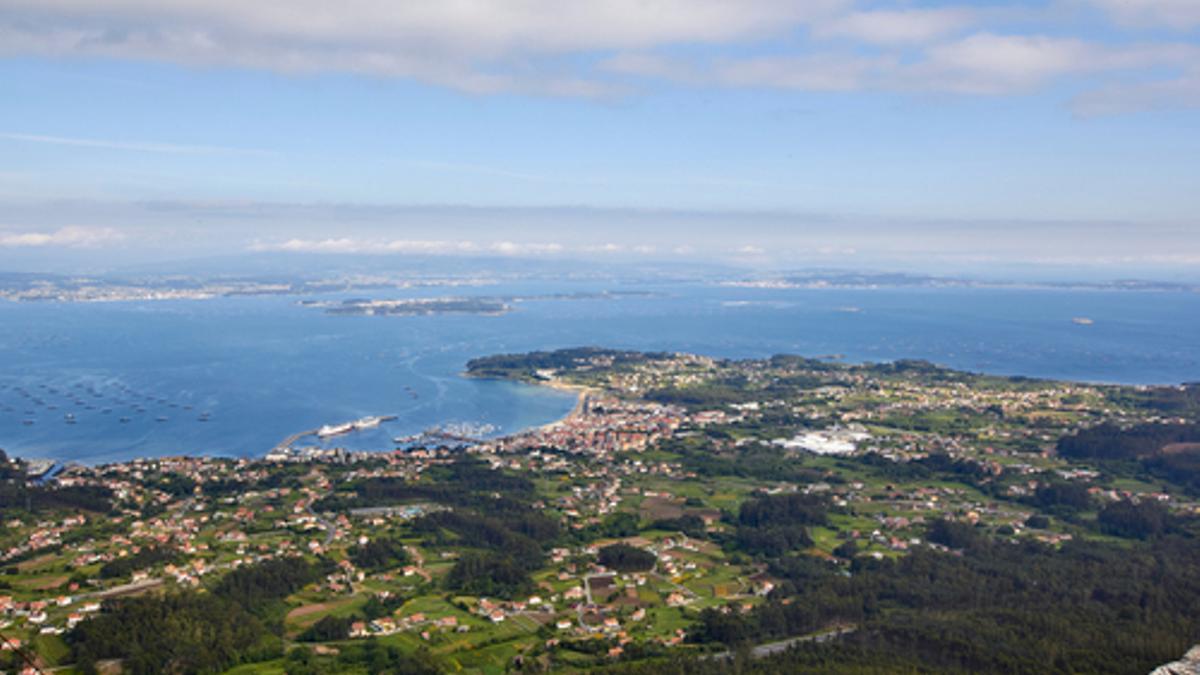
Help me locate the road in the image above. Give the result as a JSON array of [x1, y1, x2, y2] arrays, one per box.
[[78, 577, 164, 601], [306, 501, 336, 546], [706, 625, 857, 661]]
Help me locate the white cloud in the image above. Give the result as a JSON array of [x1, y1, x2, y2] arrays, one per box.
[[2, 0, 844, 54], [0, 0, 847, 95], [715, 52, 891, 92], [0, 0, 1195, 110], [911, 34, 1103, 94], [491, 241, 563, 256], [265, 238, 362, 253], [582, 243, 625, 254], [0, 226, 124, 248], [256, 238, 478, 254], [1085, 0, 1200, 30], [253, 237, 566, 256], [612, 32, 1200, 102], [910, 34, 1200, 94], [812, 8, 977, 45]]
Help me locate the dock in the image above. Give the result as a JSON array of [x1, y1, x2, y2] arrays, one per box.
[[271, 429, 317, 454]]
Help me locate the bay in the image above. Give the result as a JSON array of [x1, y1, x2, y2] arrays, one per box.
[[1, 281, 1198, 463]]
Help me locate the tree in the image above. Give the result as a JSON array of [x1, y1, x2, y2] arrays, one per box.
[[1098, 499, 1169, 539], [598, 544, 656, 573], [298, 616, 353, 643], [926, 518, 980, 550]]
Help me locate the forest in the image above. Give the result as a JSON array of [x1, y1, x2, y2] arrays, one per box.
[[1057, 422, 1200, 493], [597, 543, 657, 573], [684, 535, 1200, 674], [465, 347, 665, 379], [68, 557, 326, 674]]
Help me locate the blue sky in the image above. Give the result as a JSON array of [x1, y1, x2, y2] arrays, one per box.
[[0, 0, 1198, 275]]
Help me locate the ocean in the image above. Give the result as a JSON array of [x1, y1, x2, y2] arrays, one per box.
[[2, 281, 1199, 464]]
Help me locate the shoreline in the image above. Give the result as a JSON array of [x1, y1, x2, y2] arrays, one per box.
[[533, 381, 597, 433], [17, 350, 1197, 466], [460, 370, 599, 434], [13, 375, 596, 466]]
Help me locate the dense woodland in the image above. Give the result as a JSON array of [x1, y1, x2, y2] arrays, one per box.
[[1058, 422, 1200, 461], [347, 537, 408, 572], [683, 534, 1200, 674], [597, 543, 657, 573], [730, 492, 827, 557], [68, 557, 327, 674], [1058, 422, 1200, 493], [466, 347, 666, 379]]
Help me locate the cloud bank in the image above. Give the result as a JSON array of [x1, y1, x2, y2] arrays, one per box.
[[0, 226, 124, 248], [2, 199, 1195, 277], [0, 0, 1197, 111]]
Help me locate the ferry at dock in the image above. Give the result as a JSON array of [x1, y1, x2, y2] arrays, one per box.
[[316, 415, 395, 438]]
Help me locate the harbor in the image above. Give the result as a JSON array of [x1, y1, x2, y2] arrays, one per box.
[[267, 418, 500, 461]]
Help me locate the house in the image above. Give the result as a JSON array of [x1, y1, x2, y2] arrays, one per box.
[[370, 617, 397, 634]]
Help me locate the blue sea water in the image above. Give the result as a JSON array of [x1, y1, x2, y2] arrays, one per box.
[[1, 282, 1199, 464]]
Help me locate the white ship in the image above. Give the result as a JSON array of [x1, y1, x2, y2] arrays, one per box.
[[316, 422, 355, 438], [316, 415, 394, 438], [355, 416, 383, 429]]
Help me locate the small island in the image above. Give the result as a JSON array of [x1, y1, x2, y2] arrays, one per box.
[[303, 296, 512, 317]]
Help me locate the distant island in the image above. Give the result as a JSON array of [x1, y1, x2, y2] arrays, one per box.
[[300, 291, 653, 317], [0, 272, 494, 303], [303, 296, 512, 316], [721, 271, 1200, 293], [3, 267, 1198, 304]]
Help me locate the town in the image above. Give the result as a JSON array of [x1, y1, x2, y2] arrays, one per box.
[[2, 348, 1199, 673]]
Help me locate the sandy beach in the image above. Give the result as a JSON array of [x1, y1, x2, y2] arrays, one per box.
[[535, 381, 597, 432]]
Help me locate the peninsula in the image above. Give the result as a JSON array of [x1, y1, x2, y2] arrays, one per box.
[[2, 348, 1199, 673]]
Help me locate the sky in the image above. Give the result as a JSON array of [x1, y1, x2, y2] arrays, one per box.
[[0, 0, 1198, 276]]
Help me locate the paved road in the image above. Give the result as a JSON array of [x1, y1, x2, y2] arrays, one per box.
[[81, 577, 164, 600], [707, 625, 857, 661], [306, 501, 336, 546]]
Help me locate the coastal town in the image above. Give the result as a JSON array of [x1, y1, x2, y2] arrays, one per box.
[[2, 348, 1199, 673]]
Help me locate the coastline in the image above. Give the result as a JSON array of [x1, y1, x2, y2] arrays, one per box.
[[461, 370, 597, 434], [533, 381, 597, 432]]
